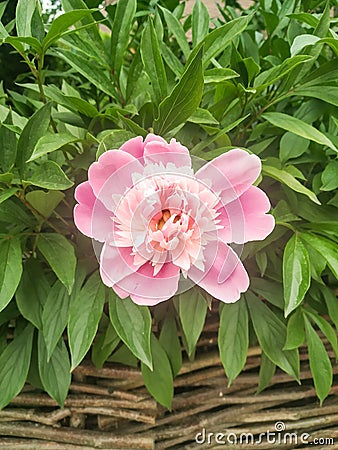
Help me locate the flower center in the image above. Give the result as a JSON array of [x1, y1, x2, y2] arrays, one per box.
[[156, 209, 181, 230]]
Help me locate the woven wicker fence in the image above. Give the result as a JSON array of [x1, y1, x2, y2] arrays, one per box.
[[1, 314, 337, 449]]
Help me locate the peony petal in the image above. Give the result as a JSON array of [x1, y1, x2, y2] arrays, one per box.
[[196, 149, 261, 203], [74, 182, 112, 241], [188, 240, 249, 303], [217, 186, 275, 243], [112, 284, 129, 299], [100, 244, 136, 286], [143, 138, 192, 168], [116, 261, 180, 305], [120, 136, 145, 159], [88, 150, 143, 210]]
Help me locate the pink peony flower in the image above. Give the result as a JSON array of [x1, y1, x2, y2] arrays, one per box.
[[74, 134, 274, 305]]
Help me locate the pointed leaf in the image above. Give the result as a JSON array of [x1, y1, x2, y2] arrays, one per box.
[[0, 323, 34, 409], [26, 160, 74, 190], [68, 271, 105, 370], [109, 293, 152, 370], [140, 18, 167, 105], [159, 315, 182, 377], [0, 110, 17, 172], [43, 9, 95, 50], [192, 0, 209, 47], [28, 133, 80, 162], [246, 292, 300, 381], [38, 333, 71, 407], [284, 309, 305, 350], [37, 233, 76, 294], [283, 234, 311, 317], [178, 288, 207, 357], [304, 316, 332, 405], [154, 46, 204, 135], [141, 334, 174, 409], [42, 280, 70, 360], [16, 102, 52, 171], [110, 0, 136, 78], [262, 112, 337, 153], [263, 165, 320, 205], [0, 238, 22, 313], [218, 299, 249, 385]]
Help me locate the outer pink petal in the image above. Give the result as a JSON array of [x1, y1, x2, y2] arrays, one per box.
[[74, 182, 112, 241], [120, 136, 144, 159], [100, 244, 135, 286], [112, 284, 129, 299], [217, 186, 275, 244], [188, 240, 249, 303], [88, 150, 143, 210], [144, 133, 167, 145], [196, 149, 261, 203], [117, 262, 180, 306], [143, 138, 191, 168]]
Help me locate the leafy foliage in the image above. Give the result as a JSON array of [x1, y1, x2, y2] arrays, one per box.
[[0, 0, 337, 408]]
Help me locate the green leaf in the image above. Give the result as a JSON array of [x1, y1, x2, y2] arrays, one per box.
[[26, 160, 74, 190], [159, 6, 190, 60], [0, 323, 34, 409], [199, 15, 250, 66], [192, 0, 209, 47], [0, 188, 19, 205], [110, 0, 136, 78], [15, 0, 35, 38], [141, 334, 174, 409], [16, 260, 50, 330], [321, 160, 338, 191], [305, 311, 338, 360], [5, 35, 42, 53], [154, 46, 204, 136], [293, 86, 338, 108], [16, 102, 52, 171], [263, 165, 320, 205], [28, 133, 80, 162], [109, 293, 152, 370], [25, 190, 64, 219], [0, 238, 22, 313], [159, 315, 182, 377], [257, 351, 276, 393], [304, 316, 332, 405], [43, 9, 95, 50], [0, 110, 17, 172], [262, 112, 337, 153], [55, 49, 118, 99], [188, 108, 218, 125], [246, 292, 300, 381], [283, 234, 311, 317], [290, 35, 321, 56], [204, 68, 239, 84], [37, 233, 76, 294], [300, 232, 338, 280], [140, 18, 167, 105], [218, 299, 248, 385], [250, 277, 284, 309], [42, 280, 70, 361], [92, 318, 120, 369], [254, 55, 312, 89], [322, 286, 338, 331], [279, 132, 309, 163], [178, 288, 207, 357], [96, 129, 135, 158], [68, 271, 105, 370], [284, 309, 305, 350], [38, 333, 71, 407]]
